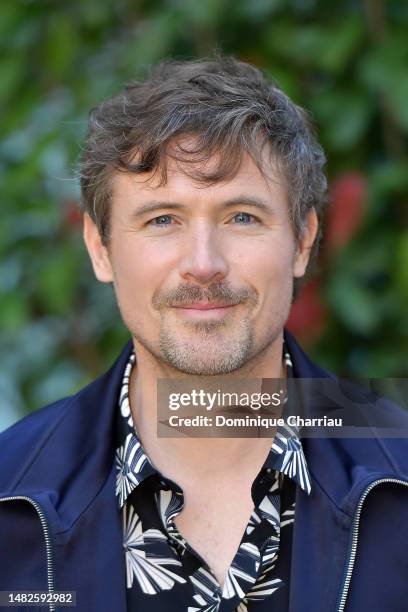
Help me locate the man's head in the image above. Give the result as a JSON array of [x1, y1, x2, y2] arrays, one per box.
[[80, 55, 327, 375]]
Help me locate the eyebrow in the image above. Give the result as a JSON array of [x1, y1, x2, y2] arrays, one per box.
[[130, 196, 273, 219]]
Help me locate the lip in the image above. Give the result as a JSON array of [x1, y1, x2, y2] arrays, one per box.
[[173, 303, 233, 310], [172, 303, 237, 319]]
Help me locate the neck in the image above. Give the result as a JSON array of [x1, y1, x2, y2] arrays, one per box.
[[128, 334, 286, 483]]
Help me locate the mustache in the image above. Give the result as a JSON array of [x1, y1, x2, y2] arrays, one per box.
[[152, 282, 258, 309]]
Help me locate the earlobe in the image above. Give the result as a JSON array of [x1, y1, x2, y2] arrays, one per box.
[[83, 213, 114, 283], [293, 207, 319, 279]]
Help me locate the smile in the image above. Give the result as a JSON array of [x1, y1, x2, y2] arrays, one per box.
[[172, 303, 236, 319]]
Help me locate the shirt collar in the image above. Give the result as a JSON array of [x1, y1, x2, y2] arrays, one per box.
[[115, 342, 311, 508], [263, 349, 312, 495]]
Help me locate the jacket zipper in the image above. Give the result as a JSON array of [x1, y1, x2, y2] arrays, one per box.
[[337, 477, 408, 612], [1, 479, 407, 612], [0, 495, 56, 612]]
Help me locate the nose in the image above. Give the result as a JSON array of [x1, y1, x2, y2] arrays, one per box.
[[178, 221, 229, 285]]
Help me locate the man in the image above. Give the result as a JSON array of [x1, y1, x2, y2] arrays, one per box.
[[1, 56, 407, 612]]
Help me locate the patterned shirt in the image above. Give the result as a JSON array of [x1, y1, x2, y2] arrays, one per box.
[[115, 343, 311, 611]]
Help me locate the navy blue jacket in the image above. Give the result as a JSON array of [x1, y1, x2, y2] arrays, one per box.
[[1, 330, 408, 611]]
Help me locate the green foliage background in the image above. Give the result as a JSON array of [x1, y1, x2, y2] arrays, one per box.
[[1, 0, 407, 430]]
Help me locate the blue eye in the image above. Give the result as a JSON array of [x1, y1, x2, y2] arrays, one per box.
[[233, 212, 256, 224], [150, 215, 173, 226], [148, 212, 258, 227]]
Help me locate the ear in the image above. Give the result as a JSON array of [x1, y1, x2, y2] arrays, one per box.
[[293, 207, 319, 278], [83, 213, 114, 283]]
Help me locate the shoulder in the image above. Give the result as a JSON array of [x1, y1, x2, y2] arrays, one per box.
[[0, 395, 75, 492], [284, 330, 408, 477], [0, 339, 133, 493]]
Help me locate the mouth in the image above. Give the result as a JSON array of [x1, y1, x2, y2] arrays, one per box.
[[171, 302, 238, 319]]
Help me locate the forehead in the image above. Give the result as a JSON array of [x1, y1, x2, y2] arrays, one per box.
[[111, 145, 287, 208]]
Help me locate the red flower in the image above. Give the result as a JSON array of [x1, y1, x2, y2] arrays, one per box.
[[325, 173, 367, 253], [287, 279, 327, 344]]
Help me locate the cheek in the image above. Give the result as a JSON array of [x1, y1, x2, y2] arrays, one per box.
[[231, 237, 295, 282], [232, 241, 295, 321], [111, 238, 177, 302]]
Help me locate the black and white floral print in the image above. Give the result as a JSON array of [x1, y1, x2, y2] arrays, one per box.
[[221, 542, 260, 600], [188, 568, 221, 611], [115, 341, 311, 611], [123, 503, 186, 593], [271, 425, 312, 495], [115, 432, 155, 507]]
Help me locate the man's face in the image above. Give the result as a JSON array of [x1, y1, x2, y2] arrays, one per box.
[[84, 149, 317, 375]]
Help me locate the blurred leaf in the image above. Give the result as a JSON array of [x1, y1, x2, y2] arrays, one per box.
[[312, 90, 373, 150], [394, 233, 408, 300], [388, 75, 408, 130], [359, 34, 408, 91], [37, 245, 80, 314], [264, 17, 363, 73], [318, 17, 364, 74], [371, 161, 408, 197], [0, 53, 25, 104], [0, 2, 24, 41], [264, 66, 302, 101], [236, 0, 284, 20], [117, 13, 179, 73], [348, 345, 408, 377], [44, 14, 80, 77], [326, 275, 382, 335], [325, 237, 395, 334], [0, 293, 29, 331], [174, 0, 226, 27]]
